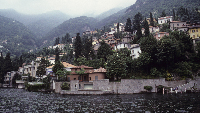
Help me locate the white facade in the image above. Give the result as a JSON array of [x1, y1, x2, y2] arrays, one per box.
[[158, 16, 173, 24], [114, 43, 130, 50], [130, 44, 141, 59]]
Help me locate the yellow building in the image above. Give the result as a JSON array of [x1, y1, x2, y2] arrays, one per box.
[[188, 26, 200, 39]]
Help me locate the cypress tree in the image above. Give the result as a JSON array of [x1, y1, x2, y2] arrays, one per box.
[[150, 12, 154, 26], [55, 47, 60, 63], [125, 18, 132, 32], [74, 33, 82, 60], [134, 12, 142, 40], [144, 18, 150, 37]]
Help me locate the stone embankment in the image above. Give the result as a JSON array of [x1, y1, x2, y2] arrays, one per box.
[[54, 78, 200, 94]]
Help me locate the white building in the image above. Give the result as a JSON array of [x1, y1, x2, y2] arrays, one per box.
[[158, 16, 173, 24], [114, 43, 131, 50], [130, 44, 141, 59]]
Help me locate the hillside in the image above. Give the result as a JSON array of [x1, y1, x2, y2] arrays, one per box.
[[42, 16, 97, 46], [0, 9, 69, 38], [97, 0, 200, 29], [95, 7, 124, 21], [0, 15, 37, 56]]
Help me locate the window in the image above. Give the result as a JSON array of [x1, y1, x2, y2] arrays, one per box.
[[74, 78, 76, 80], [95, 76, 98, 80], [75, 69, 77, 71], [132, 50, 134, 53], [177, 24, 179, 26], [161, 21, 162, 23], [196, 30, 198, 32], [78, 76, 81, 80], [192, 30, 195, 33], [90, 77, 91, 80], [67, 77, 70, 82]]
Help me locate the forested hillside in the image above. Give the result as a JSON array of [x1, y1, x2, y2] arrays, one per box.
[[42, 16, 98, 46], [97, 0, 200, 29], [0, 15, 37, 56]]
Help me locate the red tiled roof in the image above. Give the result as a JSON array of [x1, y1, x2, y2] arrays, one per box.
[[94, 67, 106, 72], [71, 65, 93, 69]]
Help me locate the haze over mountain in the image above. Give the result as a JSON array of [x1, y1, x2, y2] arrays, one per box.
[[95, 7, 124, 21], [0, 9, 70, 38]]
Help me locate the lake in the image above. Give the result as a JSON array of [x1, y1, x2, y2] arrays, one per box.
[[0, 88, 200, 112]]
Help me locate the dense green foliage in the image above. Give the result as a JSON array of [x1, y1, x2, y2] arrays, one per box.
[[61, 82, 70, 90], [36, 57, 50, 78], [144, 86, 153, 92]]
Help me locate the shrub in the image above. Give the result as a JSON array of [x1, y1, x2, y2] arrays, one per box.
[[144, 86, 153, 92], [61, 82, 70, 90]]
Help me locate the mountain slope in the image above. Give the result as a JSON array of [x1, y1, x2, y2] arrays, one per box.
[[95, 7, 124, 21], [0, 9, 70, 38], [97, 0, 200, 29], [43, 16, 97, 46], [0, 15, 37, 56]]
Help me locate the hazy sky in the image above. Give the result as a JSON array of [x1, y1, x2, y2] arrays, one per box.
[[0, 0, 136, 16]]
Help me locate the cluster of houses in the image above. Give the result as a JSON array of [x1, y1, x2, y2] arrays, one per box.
[[3, 53, 107, 90]]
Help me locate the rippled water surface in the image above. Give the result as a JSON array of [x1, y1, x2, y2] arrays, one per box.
[[0, 88, 200, 112]]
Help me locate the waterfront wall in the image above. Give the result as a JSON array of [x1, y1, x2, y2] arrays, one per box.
[[55, 82, 62, 93], [55, 78, 200, 94]]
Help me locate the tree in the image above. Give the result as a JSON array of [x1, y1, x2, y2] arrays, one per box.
[[0, 52, 4, 83], [97, 40, 113, 62], [173, 9, 176, 21], [150, 12, 154, 26], [3, 52, 13, 74], [55, 47, 60, 63], [156, 36, 180, 70], [36, 57, 50, 79], [144, 18, 150, 37], [160, 10, 166, 17], [52, 62, 64, 77], [160, 23, 170, 32], [134, 12, 143, 40], [74, 33, 82, 61], [56, 70, 71, 81], [106, 53, 127, 81], [61, 33, 71, 44], [54, 37, 60, 46], [125, 18, 132, 32], [82, 36, 95, 60]]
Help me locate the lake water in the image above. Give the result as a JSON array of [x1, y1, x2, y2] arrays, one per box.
[[0, 88, 200, 112]]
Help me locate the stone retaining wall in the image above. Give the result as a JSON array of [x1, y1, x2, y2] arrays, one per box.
[[55, 78, 200, 94], [55, 82, 62, 93]]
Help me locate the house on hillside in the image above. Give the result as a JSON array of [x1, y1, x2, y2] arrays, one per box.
[[146, 18, 157, 25], [46, 62, 76, 77], [154, 32, 169, 40], [158, 16, 173, 24], [121, 35, 133, 43], [114, 42, 131, 50], [149, 26, 160, 33], [130, 44, 141, 59], [69, 65, 106, 82], [18, 61, 39, 77], [170, 21, 187, 31], [188, 25, 200, 39]]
